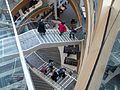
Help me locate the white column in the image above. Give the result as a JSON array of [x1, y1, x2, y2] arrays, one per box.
[[54, 0, 57, 19], [5, 0, 35, 90], [19, 9, 24, 16]]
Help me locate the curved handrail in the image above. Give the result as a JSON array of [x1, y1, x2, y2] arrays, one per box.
[[67, 0, 82, 26], [8, 0, 21, 10], [14, 1, 49, 26], [81, 0, 94, 67], [74, 0, 86, 22], [14, 0, 43, 24], [15, 20, 82, 34], [14, 14, 24, 24], [27, 63, 63, 90], [11, 0, 29, 16]]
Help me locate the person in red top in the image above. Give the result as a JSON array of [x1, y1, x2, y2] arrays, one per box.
[[51, 20, 67, 36], [58, 22, 67, 36]]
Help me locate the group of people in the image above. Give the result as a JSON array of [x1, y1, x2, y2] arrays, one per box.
[[51, 67, 66, 82], [40, 59, 66, 82], [37, 17, 77, 39]]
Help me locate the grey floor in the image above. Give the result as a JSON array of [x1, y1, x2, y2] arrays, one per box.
[[60, 4, 77, 28], [36, 47, 61, 68]]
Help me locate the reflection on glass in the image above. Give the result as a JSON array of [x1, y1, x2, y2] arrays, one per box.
[[0, 1, 28, 90], [99, 31, 120, 90]]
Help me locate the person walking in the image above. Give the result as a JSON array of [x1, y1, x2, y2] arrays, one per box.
[[37, 18, 46, 36], [51, 19, 67, 36], [48, 59, 54, 72], [58, 22, 67, 36]]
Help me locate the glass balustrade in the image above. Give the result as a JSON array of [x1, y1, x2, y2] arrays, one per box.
[[0, 0, 34, 90]]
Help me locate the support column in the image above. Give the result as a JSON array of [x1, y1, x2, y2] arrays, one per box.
[[19, 9, 24, 16], [77, 41, 84, 73], [54, 0, 57, 19]]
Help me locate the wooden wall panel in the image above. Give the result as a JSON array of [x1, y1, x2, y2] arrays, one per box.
[[12, 0, 29, 16], [30, 7, 50, 18], [74, 0, 113, 89], [88, 0, 120, 89]]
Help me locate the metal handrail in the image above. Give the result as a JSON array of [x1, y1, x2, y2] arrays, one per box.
[[27, 63, 64, 90], [14, 0, 49, 26]]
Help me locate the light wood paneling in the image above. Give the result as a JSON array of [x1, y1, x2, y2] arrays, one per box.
[[11, 0, 29, 16], [88, 0, 120, 89], [30, 7, 50, 18], [74, 0, 113, 89]]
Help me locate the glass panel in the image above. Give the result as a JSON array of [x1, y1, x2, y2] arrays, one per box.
[[99, 31, 120, 90], [0, 40, 2, 57], [0, 58, 21, 74], [0, 0, 33, 89], [3, 37, 18, 56], [8, 0, 21, 10]]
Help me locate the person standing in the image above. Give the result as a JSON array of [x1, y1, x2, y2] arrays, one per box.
[[48, 59, 54, 72], [69, 27, 77, 39], [57, 68, 66, 78], [37, 19, 46, 36]]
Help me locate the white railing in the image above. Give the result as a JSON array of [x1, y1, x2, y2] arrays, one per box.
[[27, 63, 64, 90]]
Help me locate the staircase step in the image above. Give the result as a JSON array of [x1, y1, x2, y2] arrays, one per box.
[[38, 63, 48, 70], [62, 78, 73, 87], [29, 69, 54, 90], [59, 76, 69, 85]]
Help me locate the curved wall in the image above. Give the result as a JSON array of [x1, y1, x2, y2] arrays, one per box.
[[67, 0, 82, 26], [75, 0, 114, 89], [12, 0, 29, 16]]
